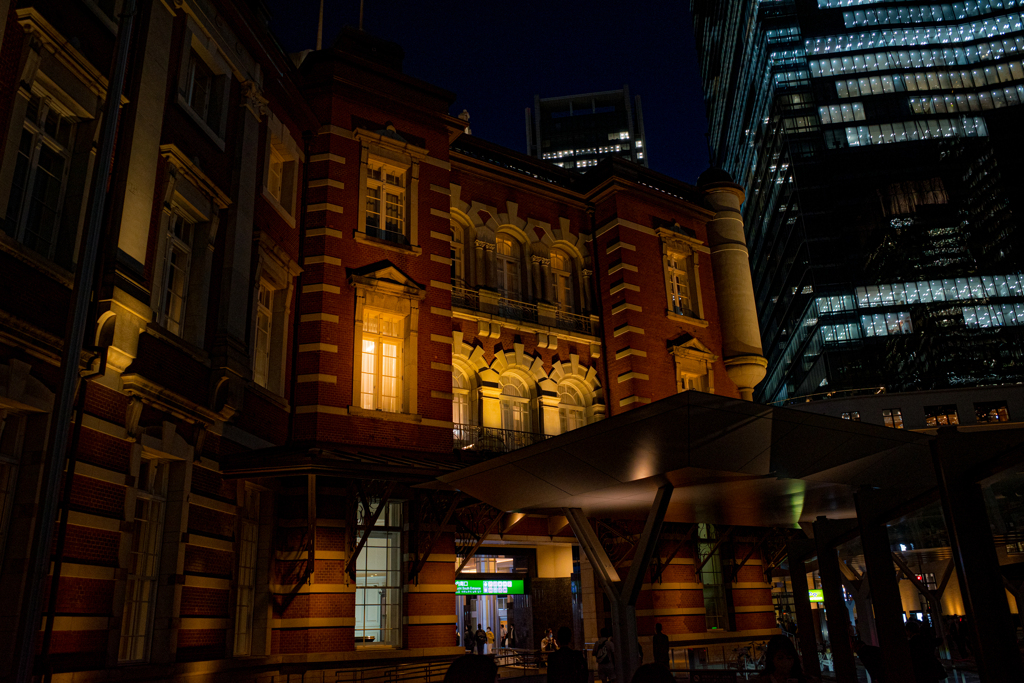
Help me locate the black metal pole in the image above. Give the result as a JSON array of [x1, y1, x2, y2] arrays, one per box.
[[13, 2, 136, 681]]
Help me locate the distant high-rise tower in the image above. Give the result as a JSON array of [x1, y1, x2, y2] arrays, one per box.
[[526, 87, 648, 170]]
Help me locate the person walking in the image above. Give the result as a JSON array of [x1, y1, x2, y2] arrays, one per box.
[[652, 622, 670, 668], [464, 626, 474, 654], [758, 634, 808, 683], [907, 618, 947, 682], [500, 624, 507, 649], [507, 622, 517, 648], [475, 624, 487, 655], [486, 626, 495, 653], [546, 626, 588, 683], [541, 628, 556, 652], [593, 626, 616, 682]]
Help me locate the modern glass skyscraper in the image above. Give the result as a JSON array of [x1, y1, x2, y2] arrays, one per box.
[[525, 88, 648, 170], [691, 0, 1024, 403]]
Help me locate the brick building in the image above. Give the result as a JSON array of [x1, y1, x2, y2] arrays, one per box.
[[0, 1, 774, 681]]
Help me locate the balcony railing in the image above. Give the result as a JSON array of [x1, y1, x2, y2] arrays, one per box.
[[451, 286, 594, 335], [453, 424, 551, 454]]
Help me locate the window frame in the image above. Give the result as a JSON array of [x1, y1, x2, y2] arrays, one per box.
[[159, 210, 195, 337], [499, 373, 532, 434], [175, 21, 232, 147], [550, 249, 575, 312], [262, 113, 301, 225], [233, 487, 260, 657], [496, 234, 522, 300], [657, 228, 708, 324], [556, 382, 586, 434], [3, 94, 76, 264], [359, 310, 404, 413], [354, 133, 422, 254]]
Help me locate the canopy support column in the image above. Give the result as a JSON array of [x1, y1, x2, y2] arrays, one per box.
[[786, 539, 821, 679], [564, 483, 672, 683], [813, 518, 857, 683], [856, 488, 914, 680], [933, 428, 1024, 680]]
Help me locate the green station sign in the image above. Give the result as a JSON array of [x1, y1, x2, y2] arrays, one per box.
[[455, 579, 525, 596], [808, 589, 825, 603]]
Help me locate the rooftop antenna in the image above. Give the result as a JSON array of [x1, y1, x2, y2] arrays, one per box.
[[316, 0, 324, 50]]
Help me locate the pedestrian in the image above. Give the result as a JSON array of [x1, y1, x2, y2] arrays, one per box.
[[500, 624, 507, 648], [475, 623, 487, 655], [444, 654, 498, 682], [593, 626, 616, 682], [464, 626, 474, 654], [907, 618, 947, 682], [486, 626, 495, 652], [507, 623, 517, 648], [546, 626, 588, 683], [630, 664, 674, 683], [652, 622, 670, 667], [758, 634, 807, 683], [541, 628, 555, 652]]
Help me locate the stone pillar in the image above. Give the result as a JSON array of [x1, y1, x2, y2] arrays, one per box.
[[479, 386, 502, 430], [813, 519, 857, 683], [474, 240, 487, 289], [531, 255, 547, 303], [581, 268, 593, 312], [855, 489, 915, 680], [700, 173, 766, 400], [933, 428, 1024, 679], [539, 394, 560, 436]]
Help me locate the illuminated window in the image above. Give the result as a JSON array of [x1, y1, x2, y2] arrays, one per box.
[[697, 524, 728, 631], [452, 366, 474, 443], [355, 500, 402, 647], [841, 411, 861, 421], [496, 235, 521, 299], [499, 374, 531, 434], [360, 311, 403, 412], [667, 251, 693, 317], [558, 383, 586, 434], [451, 222, 465, 286], [366, 162, 406, 244], [161, 212, 194, 336], [924, 404, 959, 427], [550, 250, 574, 311], [882, 408, 904, 429], [975, 401, 1010, 423]]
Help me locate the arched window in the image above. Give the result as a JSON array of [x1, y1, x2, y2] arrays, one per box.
[[499, 374, 530, 434], [451, 222, 465, 287], [550, 250, 574, 311], [558, 383, 586, 434], [496, 235, 521, 299], [452, 366, 472, 426]]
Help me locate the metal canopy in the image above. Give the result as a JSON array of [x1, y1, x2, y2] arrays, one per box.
[[221, 442, 461, 481], [436, 391, 936, 527]]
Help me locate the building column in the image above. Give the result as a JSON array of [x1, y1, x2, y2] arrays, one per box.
[[539, 394, 559, 436], [701, 179, 766, 400], [855, 489, 915, 680], [580, 268, 593, 312], [933, 427, 1024, 680], [813, 518, 857, 683], [531, 255, 546, 303], [474, 240, 487, 289], [786, 539, 822, 679]]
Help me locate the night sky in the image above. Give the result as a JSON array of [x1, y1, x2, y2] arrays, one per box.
[[263, 0, 711, 185]]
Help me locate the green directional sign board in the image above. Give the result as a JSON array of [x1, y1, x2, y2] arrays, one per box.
[[808, 589, 825, 603], [455, 579, 525, 596]]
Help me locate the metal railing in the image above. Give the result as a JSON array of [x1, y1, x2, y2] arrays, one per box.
[[254, 656, 458, 683], [451, 286, 594, 334], [453, 424, 551, 453]]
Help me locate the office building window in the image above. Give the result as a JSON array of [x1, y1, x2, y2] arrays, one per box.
[[453, 366, 472, 426], [3, 94, 75, 264], [841, 411, 862, 421], [975, 401, 1010, 423], [264, 136, 297, 217], [558, 383, 586, 434], [119, 459, 169, 662], [365, 162, 406, 244], [234, 489, 260, 656], [925, 404, 959, 426], [499, 374, 531, 433], [360, 311, 403, 412], [550, 250, 574, 311], [355, 500, 402, 647], [496, 235, 521, 299], [883, 408, 904, 429], [253, 282, 273, 388], [161, 212, 194, 336]]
